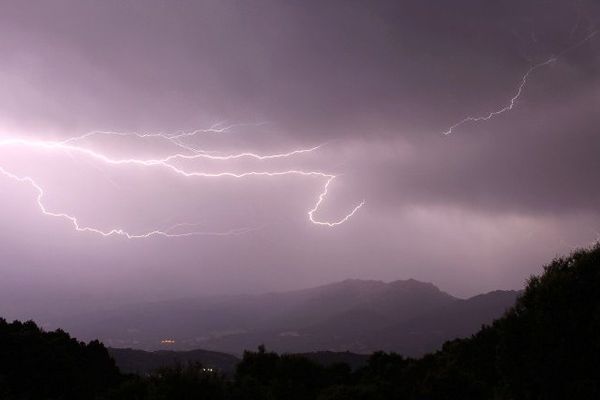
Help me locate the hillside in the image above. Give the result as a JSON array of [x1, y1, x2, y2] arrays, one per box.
[[55, 279, 517, 356], [215, 244, 600, 399], [108, 347, 240, 375], [2, 245, 599, 399], [107, 348, 371, 376], [0, 319, 120, 399]]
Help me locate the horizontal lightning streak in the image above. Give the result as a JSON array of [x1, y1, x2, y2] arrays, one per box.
[[0, 129, 364, 238], [62, 122, 270, 155], [0, 166, 260, 238]]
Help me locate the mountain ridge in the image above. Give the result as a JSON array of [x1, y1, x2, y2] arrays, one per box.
[[55, 278, 519, 356]]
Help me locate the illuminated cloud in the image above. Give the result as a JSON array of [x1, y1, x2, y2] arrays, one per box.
[[0, 0, 598, 313]]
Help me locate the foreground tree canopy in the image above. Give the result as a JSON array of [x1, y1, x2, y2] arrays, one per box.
[[1, 244, 599, 399]]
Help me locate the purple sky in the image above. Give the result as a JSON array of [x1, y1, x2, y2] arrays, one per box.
[[1, 0, 599, 319]]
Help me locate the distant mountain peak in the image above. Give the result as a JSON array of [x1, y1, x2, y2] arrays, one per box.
[[56, 278, 517, 357], [316, 278, 447, 294]]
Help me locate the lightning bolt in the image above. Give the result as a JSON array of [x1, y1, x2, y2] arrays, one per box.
[[61, 122, 269, 155], [442, 58, 556, 135], [443, 30, 598, 135], [0, 127, 364, 239]]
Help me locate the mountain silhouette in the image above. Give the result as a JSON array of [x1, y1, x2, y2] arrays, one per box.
[[57, 279, 518, 356], [2, 245, 600, 399]]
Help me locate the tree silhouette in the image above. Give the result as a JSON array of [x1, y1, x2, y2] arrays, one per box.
[[2, 244, 600, 399]]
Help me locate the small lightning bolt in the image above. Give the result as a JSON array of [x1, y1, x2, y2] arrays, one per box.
[[308, 176, 365, 227], [443, 30, 598, 135], [443, 58, 556, 135], [0, 127, 364, 239]]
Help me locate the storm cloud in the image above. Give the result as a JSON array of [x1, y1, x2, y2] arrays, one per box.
[[0, 0, 599, 319]]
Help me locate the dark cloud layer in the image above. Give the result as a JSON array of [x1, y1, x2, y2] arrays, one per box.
[[0, 0, 599, 318]]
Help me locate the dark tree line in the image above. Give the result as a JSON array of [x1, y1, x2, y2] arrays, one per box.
[[2, 244, 600, 399], [0, 319, 121, 399]]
